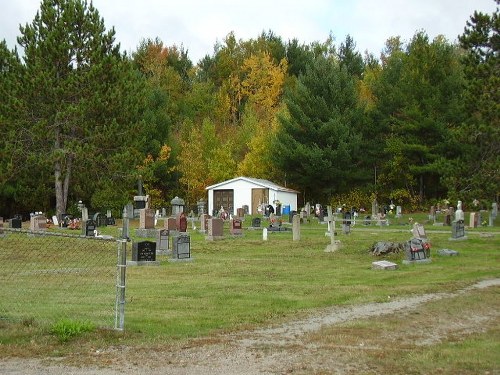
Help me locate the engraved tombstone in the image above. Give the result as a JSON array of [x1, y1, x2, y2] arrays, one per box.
[[176, 212, 188, 232], [132, 240, 157, 263], [156, 229, 169, 254], [230, 218, 243, 235], [172, 234, 191, 260], [82, 219, 96, 237], [140, 208, 155, 229], [206, 217, 224, 240]]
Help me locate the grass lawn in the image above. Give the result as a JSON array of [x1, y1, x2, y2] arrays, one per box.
[[0, 212, 499, 372]]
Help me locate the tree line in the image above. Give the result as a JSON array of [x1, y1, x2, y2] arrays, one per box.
[[0, 0, 498, 218]]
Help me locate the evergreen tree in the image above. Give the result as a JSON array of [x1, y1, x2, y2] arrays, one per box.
[[16, 0, 145, 217], [274, 54, 362, 202], [453, 2, 500, 201]]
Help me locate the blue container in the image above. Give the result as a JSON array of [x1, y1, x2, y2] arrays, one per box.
[[283, 205, 290, 215]]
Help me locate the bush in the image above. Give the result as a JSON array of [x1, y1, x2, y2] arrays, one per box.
[[50, 319, 95, 342]]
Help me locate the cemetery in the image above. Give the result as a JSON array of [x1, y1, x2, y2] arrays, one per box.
[[1, 197, 499, 374]]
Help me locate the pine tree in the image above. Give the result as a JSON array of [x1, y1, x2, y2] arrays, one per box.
[[16, 0, 145, 217]]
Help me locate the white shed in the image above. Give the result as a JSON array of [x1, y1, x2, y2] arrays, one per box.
[[206, 176, 299, 216]]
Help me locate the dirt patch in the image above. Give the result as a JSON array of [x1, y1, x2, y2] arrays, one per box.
[[1, 278, 499, 374]]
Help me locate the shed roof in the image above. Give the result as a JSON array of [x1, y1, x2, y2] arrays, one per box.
[[206, 176, 299, 194]]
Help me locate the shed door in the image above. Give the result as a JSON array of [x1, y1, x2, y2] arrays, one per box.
[[213, 189, 234, 214], [251, 188, 269, 215]]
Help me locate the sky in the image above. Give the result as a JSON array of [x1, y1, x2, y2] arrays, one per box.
[[1, 0, 497, 63]]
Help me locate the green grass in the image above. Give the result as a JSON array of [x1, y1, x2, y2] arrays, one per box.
[[1, 214, 499, 349]]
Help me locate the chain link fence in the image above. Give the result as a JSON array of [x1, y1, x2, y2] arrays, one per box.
[[0, 227, 124, 330]]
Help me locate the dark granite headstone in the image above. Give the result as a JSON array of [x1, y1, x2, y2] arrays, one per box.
[[451, 220, 465, 239], [251, 217, 261, 228], [106, 216, 116, 225], [93, 212, 107, 227], [83, 219, 96, 236], [9, 217, 22, 229], [132, 241, 156, 262]]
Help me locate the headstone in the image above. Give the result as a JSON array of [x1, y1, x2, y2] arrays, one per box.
[[469, 212, 478, 228], [93, 212, 107, 227], [9, 216, 22, 229], [443, 209, 451, 226], [230, 219, 243, 235], [52, 215, 59, 227], [236, 208, 245, 219], [106, 209, 112, 218], [275, 204, 282, 216], [451, 220, 466, 240], [492, 202, 498, 219], [342, 212, 351, 234], [263, 227, 268, 241], [438, 249, 459, 256], [139, 208, 155, 229], [156, 229, 169, 254], [243, 205, 249, 215], [171, 234, 191, 260], [199, 214, 211, 233], [429, 206, 435, 221], [171, 196, 185, 216], [82, 219, 96, 237], [372, 260, 398, 270], [292, 214, 300, 241], [30, 215, 47, 231], [176, 212, 188, 232], [396, 206, 402, 218], [206, 218, 224, 241], [106, 216, 116, 225], [165, 217, 178, 233], [412, 223, 427, 239], [403, 238, 431, 264], [251, 217, 261, 228], [130, 240, 159, 265]]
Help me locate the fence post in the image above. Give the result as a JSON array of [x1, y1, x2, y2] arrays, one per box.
[[115, 239, 127, 331]]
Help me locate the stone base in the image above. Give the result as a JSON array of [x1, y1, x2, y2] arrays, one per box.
[[126, 260, 160, 266], [449, 236, 468, 241], [402, 258, 432, 265], [135, 228, 158, 238], [437, 249, 459, 256], [372, 260, 398, 270], [205, 235, 224, 241]]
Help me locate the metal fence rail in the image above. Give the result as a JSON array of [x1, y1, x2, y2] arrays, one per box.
[[0, 228, 121, 329]]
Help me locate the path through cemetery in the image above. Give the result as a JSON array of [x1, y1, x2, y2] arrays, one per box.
[[1, 278, 499, 374]]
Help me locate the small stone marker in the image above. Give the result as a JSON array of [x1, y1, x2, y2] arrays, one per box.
[[437, 249, 459, 256], [129, 240, 159, 266], [263, 227, 268, 241], [342, 211, 351, 234], [52, 215, 59, 226], [171, 234, 192, 262], [372, 260, 398, 270]]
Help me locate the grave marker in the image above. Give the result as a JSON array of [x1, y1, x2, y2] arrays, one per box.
[[176, 212, 188, 232], [171, 234, 192, 261], [251, 217, 261, 228], [403, 238, 431, 264], [230, 218, 243, 236], [156, 229, 170, 254], [412, 223, 427, 239], [82, 219, 96, 237], [30, 214, 47, 231], [139, 208, 155, 229], [450, 220, 467, 240], [129, 240, 159, 266], [206, 218, 224, 241]]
